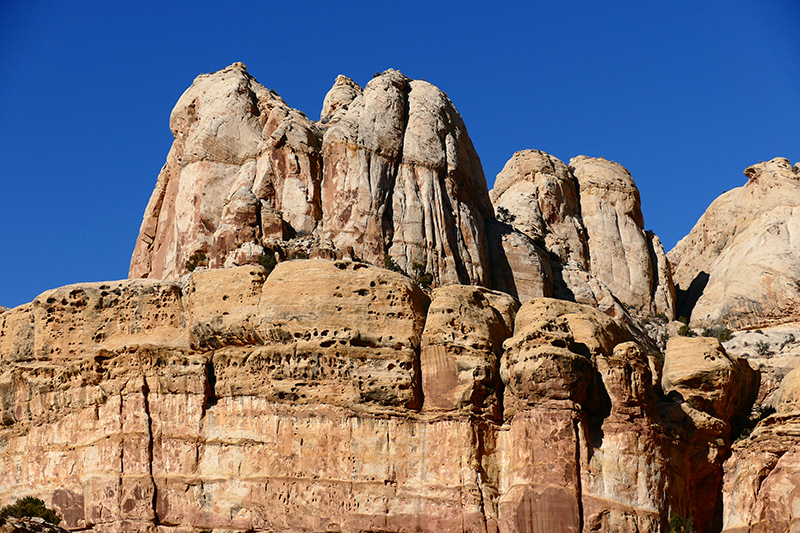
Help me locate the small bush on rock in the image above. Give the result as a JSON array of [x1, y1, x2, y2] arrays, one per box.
[[412, 262, 433, 289], [755, 340, 772, 357], [384, 254, 405, 274], [495, 206, 516, 224], [668, 514, 695, 533], [185, 251, 208, 272], [0, 496, 61, 526], [257, 254, 277, 270], [678, 325, 696, 337]]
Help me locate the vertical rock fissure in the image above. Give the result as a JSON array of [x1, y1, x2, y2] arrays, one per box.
[[142, 377, 159, 527], [573, 416, 585, 532]]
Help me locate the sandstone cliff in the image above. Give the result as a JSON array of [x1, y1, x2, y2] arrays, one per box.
[[490, 150, 676, 318], [130, 65, 678, 316], [7, 64, 800, 533], [669, 157, 800, 328], [0, 262, 757, 533], [130, 65, 497, 289]]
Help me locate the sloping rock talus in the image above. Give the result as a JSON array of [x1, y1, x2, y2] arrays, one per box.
[[0, 264, 759, 532], [130, 65, 499, 290], [669, 157, 800, 328]]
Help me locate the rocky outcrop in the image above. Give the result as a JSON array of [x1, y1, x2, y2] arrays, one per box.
[[662, 336, 758, 424], [0, 264, 759, 533], [0, 518, 69, 533], [570, 156, 675, 317], [130, 65, 501, 291], [669, 157, 800, 328], [319, 69, 494, 286], [490, 150, 588, 268], [130, 63, 324, 281], [722, 361, 800, 532], [490, 150, 675, 317]]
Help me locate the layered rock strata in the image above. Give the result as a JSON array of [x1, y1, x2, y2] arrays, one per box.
[[669, 157, 800, 328], [0, 262, 757, 533]]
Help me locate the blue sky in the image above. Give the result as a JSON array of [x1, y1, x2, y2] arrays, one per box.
[[1, 0, 799, 308]]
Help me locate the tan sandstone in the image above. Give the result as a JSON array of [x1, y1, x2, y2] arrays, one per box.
[[669, 157, 800, 328]]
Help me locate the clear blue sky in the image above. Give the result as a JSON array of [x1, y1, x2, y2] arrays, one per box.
[[1, 0, 798, 308]]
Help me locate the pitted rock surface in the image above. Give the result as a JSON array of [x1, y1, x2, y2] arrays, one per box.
[[0, 262, 761, 532]]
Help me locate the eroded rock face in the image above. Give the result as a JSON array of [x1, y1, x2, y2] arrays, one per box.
[[485, 220, 553, 304], [1, 263, 761, 533], [663, 336, 758, 423], [130, 66, 501, 293], [490, 150, 588, 268], [489, 150, 675, 318], [420, 285, 518, 419], [669, 157, 800, 328], [570, 156, 674, 317], [320, 70, 494, 287], [722, 363, 800, 532], [130, 63, 323, 281]]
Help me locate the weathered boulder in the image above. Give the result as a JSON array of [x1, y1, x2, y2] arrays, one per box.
[[669, 157, 800, 328], [663, 336, 758, 423]]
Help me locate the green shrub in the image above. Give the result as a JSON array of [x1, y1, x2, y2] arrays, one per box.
[[496, 206, 516, 224], [678, 325, 696, 337], [668, 513, 695, 533], [755, 340, 772, 357], [257, 254, 277, 270], [384, 254, 404, 274], [185, 251, 208, 272], [717, 328, 734, 342], [288, 251, 308, 260], [411, 262, 433, 289], [0, 496, 61, 526], [677, 316, 689, 324]]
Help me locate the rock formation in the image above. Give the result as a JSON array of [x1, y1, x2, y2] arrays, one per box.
[[722, 362, 800, 532], [130, 63, 323, 281], [130, 65, 497, 290], [669, 157, 800, 328], [7, 64, 800, 533], [0, 262, 758, 532], [490, 150, 676, 317]]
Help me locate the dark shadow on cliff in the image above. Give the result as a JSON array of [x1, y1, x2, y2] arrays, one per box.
[[675, 271, 709, 321], [485, 220, 519, 300]]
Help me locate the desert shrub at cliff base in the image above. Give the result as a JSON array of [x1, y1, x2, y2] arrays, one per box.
[[0, 497, 61, 525]]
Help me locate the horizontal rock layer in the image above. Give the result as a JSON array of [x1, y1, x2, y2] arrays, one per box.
[[1, 262, 759, 532]]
